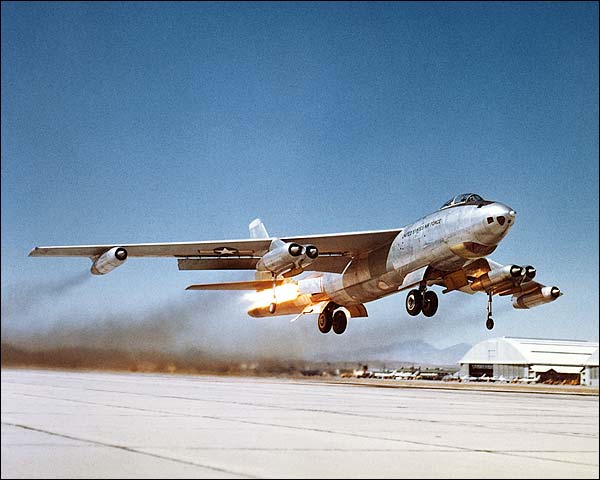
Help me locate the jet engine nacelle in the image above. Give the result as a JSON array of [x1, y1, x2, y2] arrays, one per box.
[[512, 286, 561, 309], [91, 247, 128, 275], [470, 265, 523, 292], [256, 241, 318, 277]]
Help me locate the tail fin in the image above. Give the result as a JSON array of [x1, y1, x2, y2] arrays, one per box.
[[249, 218, 272, 280], [249, 218, 269, 239]]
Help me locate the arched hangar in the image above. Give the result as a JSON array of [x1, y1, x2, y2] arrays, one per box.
[[459, 337, 599, 385]]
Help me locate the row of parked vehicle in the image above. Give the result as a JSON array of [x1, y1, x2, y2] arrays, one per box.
[[456, 373, 540, 384], [341, 367, 541, 384], [343, 367, 448, 381]]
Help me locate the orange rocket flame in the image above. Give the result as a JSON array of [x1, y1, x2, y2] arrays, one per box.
[[243, 283, 301, 309]]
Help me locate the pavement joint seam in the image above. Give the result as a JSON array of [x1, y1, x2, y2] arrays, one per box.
[[5, 390, 597, 469], [1, 421, 258, 479]]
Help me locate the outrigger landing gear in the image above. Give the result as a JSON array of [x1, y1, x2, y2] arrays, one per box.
[[486, 292, 494, 330]]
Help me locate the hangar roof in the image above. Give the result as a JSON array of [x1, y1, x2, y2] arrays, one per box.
[[459, 337, 599, 367], [584, 348, 599, 367]]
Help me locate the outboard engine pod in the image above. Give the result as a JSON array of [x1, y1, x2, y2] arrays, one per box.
[[512, 286, 562, 309], [91, 247, 128, 275]]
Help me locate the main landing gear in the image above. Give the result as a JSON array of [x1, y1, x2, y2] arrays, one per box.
[[486, 292, 494, 330], [405, 288, 438, 318], [318, 302, 348, 335]]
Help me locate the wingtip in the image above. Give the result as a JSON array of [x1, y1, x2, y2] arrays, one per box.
[[28, 247, 40, 257]]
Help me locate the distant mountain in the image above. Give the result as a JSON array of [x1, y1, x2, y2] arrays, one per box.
[[330, 340, 472, 366]]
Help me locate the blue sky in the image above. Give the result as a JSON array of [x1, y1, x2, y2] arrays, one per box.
[[1, 2, 598, 355]]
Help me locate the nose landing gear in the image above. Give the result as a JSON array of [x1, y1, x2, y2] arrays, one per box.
[[486, 292, 494, 330]]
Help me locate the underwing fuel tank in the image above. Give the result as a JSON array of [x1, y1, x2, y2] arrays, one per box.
[[90, 247, 128, 275], [512, 286, 562, 309]]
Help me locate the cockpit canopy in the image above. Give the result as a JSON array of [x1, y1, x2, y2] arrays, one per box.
[[440, 193, 485, 210]]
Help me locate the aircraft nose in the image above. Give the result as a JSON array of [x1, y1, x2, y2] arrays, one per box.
[[494, 206, 516, 227], [482, 203, 515, 228], [475, 203, 516, 244]]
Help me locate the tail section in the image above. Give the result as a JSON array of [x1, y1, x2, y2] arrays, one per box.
[[249, 218, 272, 280], [249, 218, 269, 239]]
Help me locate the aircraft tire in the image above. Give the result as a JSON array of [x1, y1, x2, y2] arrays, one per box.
[[486, 317, 494, 330], [332, 310, 348, 334], [422, 291, 438, 317], [406, 289, 423, 316], [318, 312, 333, 334]]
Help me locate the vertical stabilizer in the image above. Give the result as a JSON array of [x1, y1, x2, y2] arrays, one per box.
[[250, 218, 272, 280], [249, 218, 269, 239]]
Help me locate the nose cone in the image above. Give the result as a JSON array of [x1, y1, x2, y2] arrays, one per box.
[[475, 202, 516, 244]]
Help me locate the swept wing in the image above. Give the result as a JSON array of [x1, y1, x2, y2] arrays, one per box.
[[28, 228, 402, 274]]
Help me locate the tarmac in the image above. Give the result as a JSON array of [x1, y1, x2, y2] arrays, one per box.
[[1, 369, 598, 478]]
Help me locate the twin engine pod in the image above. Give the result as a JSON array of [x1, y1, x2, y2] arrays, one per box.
[[256, 241, 319, 277], [470, 264, 536, 293], [90, 247, 128, 275]]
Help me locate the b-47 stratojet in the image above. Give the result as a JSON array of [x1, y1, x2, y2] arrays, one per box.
[[30, 193, 562, 334]]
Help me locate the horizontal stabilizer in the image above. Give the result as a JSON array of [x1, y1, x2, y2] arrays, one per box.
[[186, 279, 285, 291]]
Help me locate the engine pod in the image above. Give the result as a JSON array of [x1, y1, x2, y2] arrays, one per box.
[[91, 247, 128, 275]]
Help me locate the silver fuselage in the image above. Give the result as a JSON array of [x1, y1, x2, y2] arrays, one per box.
[[321, 202, 516, 305]]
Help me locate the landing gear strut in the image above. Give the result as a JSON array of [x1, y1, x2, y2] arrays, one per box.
[[486, 292, 494, 330]]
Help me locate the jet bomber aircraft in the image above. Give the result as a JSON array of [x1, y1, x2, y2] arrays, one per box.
[[30, 193, 562, 334]]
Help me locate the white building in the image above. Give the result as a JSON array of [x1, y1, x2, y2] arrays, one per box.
[[459, 337, 599, 385], [580, 348, 599, 387]]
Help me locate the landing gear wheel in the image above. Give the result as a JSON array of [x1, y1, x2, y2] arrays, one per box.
[[318, 311, 333, 334], [268, 303, 277, 314], [422, 291, 438, 317], [406, 289, 423, 316], [486, 317, 494, 330], [332, 310, 348, 335]]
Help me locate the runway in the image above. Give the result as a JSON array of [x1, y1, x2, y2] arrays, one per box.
[[2, 369, 598, 478]]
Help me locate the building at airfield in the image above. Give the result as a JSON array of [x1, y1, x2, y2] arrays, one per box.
[[459, 337, 599, 385], [581, 348, 599, 387]]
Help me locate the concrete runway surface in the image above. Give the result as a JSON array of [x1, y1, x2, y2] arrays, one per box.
[[1, 369, 598, 479]]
